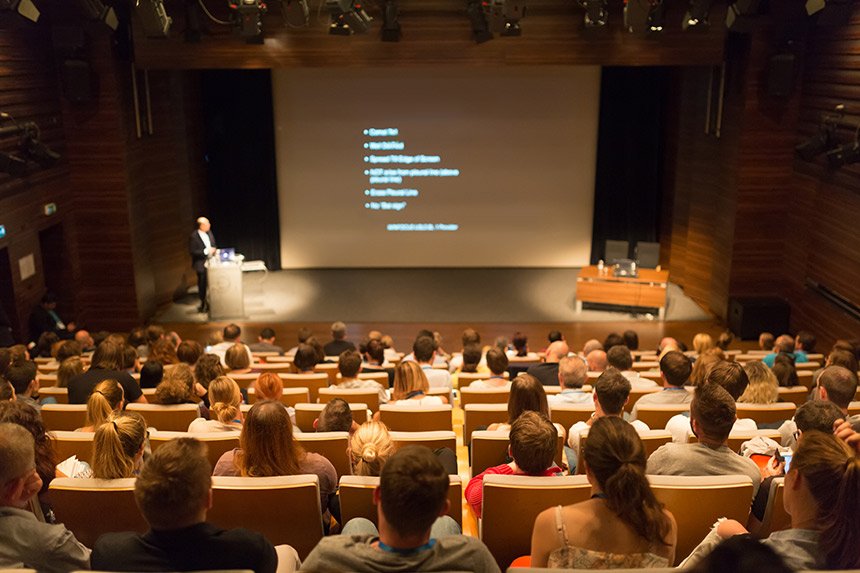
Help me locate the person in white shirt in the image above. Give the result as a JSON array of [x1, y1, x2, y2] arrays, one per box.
[[413, 336, 452, 392], [630, 351, 693, 421], [606, 345, 659, 391], [467, 348, 510, 390], [447, 328, 483, 373], [547, 355, 591, 405], [207, 324, 253, 368]]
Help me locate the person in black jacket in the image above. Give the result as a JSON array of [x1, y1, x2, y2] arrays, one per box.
[[188, 217, 216, 313]]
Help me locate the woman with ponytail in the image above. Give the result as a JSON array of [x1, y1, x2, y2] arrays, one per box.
[[349, 421, 394, 476], [531, 416, 677, 568], [187, 376, 243, 432], [78, 379, 124, 432], [91, 411, 148, 479]]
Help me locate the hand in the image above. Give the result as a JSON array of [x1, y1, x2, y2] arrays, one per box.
[[716, 519, 748, 539], [761, 456, 785, 479], [21, 469, 43, 500], [834, 419, 860, 454]]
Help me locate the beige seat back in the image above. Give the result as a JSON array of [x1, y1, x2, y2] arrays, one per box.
[[227, 373, 258, 389], [635, 404, 691, 429], [389, 430, 456, 453], [41, 404, 87, 431], [37, 373, 59, 387], [625, 388, 661, 412], [149, 431, 240, 468], [279, 374, 329, 402], [126, 404, 200, 432], [459, 371, 509, 386], [549, 403, 594, 430], [463, 404, 507, 445], [50, 430, 95, 464], [776, 386, 809, 407], [313, 363, 339, 385], [459, 387, 510, 407], [39, 386, 69, 404], [247, 387, 309, 406], [252, 362, 293, 373], [209, 475, 323, 559], [292, 402, 368, 432], [848, 401, 860, 417], [470, 429, 565, 477], [578, 430, 672, 475], [757, 477, 789, 538], [49, 477, 144, 547], [333, 372, 388, 387], [480, 474, 591, 570], [378, 404, 453, 432], [318, 387, 380, 413], [294, 431, 351, 478], [736, 403, 796, 425], [338, 475, 462, 528], [796, 370, 814, 389]]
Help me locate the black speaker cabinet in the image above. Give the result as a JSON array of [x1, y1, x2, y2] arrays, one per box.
[[728, 297, 790, 340]]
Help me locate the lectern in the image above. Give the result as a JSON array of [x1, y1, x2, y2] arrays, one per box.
[[206, 258, 244, 319]]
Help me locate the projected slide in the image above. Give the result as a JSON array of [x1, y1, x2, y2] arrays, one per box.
[[272, 67, 600, 268]]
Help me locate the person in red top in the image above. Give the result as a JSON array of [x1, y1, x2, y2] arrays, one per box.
[[466, 411, 563, 517]]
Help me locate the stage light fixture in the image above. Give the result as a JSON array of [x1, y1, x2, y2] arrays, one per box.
[[280, 0, 308, 27], [466, 0, 493, 43], [134, 0, 173, 37], [682, 0, 711, 30], [327, 0, 371, 35], [74, 0, 119, 30], [0, 0, 40, 22], [380, 0, 400, 41], [229, 0, 266, 43], [826, 139, 860, 169], [579, 0, 608, 28], [624, 0, 664, 34]]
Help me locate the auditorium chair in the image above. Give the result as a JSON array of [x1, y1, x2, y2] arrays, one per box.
[[313, 363, 339, 385], [755, 477, 789, 539], [293, 402, 369, 432], [577, 430, 672, 475], [208, 475, 323, 559], [848, 401, 860, 417], [631, 361, 660, 372], [338, 475, 463, 528], [41, 404, 87, 431], [149, 431, 239, 468], [279, 373, 329, 402], [805, 353, 823, 363], [794, 361, 820, 371], [49, 478, 145, 547], [126, 403, 200, 432], [470, 430, 564, 477], [459, 387, 510, 408], [141, 388, 160, 403], [317, 387, 381, 413], [639, 371, 662, 383], [648, 475, 754, 559], [632, 350, 658, 360], [604, 239, 630, 264], [294, 431, 351, 477], [796, 370, 814, 389], [36, 362, 59, 375], [252, 362, 294, 374], [259, 353, 289, 362], [480, 474, 591, 570], [378, 404, 453, 432], [549, 403, 594, 431], [624, 388, 662, 413], [247, 387, 309, 406], [458, 372, 509, 387], [635, 241, 661, 269], [633, 404, 690, 429], [335, 372, 388, 387], [463, 404, 508, 445], [50, 430, 95, 464], [38, 386, 68, 404], [34, 356, 53, 364], [724, 429, 783, 453], [776, 386, 809, 407], [389, 430, 457, 453], [735, 403, 796, 425], [227, 373, 258, 389], [36, 373, 58, 387]]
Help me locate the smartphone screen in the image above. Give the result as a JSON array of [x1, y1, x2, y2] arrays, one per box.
[[783, 453, 793, 473]]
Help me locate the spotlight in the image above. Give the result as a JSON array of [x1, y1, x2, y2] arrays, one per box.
[[682, 0, 712, 30], [485, 0, 525, 36], [134, 0, 172, 37], [326, 0, 371, 35], [74, 0, 119, 30], [466, 0, 492, 43], [230, 0, 266, 43], [0, 0, 40, 22], [826, 140, 860, 168], [0, 152, 27, 177], [579, 0, 608, 28], [280, 0, 308, 27], [380, 0, 400, 41], [624, 0, 664, 34]]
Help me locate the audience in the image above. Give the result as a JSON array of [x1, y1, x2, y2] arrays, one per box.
[[622, 329, 639, 351], [412, 336, 452, 391], [68, 341, 145, 405], [285, 327, 313, 357], [467, 348, 510, 389], [738, 361, 779, 404], [6, 361, 53, 413], [758, 332, 774, 352], [148, 338, 179, 366], [689, 348, 724, 386], [692, 333, 714, 355], [193, 353, 224, 399], [448, 328, 483, 372], [586, 349, 608, 372], [629, 351, 693, 420], [91, 412, 148, 479], [333, 349, 388, 404], [249, 327, 284, 354], [488, 374, 549, 432], [293, 343, 320, 374], [0, 401, 56, 505], [349, 420, 394, 476], [606, 345, 658, 391], [771, 353, 799, 388], [779, 365, 860, 447], [138, 360, 164, 389], [188, 376, 243, 433], [155, 363, 203, 410], [225, 343, 253, 373], [79, 379, 124, 432], [547, 355, 590, 404], [460, 344, 483, 374], [603, 333, 624, 351], [208, 324, 253, 367], [388, 360, 448, 406], [56, 357, 84, 389], [526, 340, 569, 386], [176, 340, 203, 365], [581, 338, 603, 356], [324, 321, 355, 356], [763, 334, 808, 367], [315, 398, 357, 433]]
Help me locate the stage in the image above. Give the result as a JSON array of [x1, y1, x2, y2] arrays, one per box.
[[153, 268, 711, 325]]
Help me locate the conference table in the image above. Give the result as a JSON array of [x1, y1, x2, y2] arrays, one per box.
[[575, 265, 669, 318]]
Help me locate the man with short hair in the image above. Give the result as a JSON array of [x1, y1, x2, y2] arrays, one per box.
[[630, 351, 693, 421], [28, 292, 75, 343], [413, 336, 452, 392], [586, 349, 607, 372], [647, 383, 762, 496], [794, 330, 816, 354], [315, 398, 358, 434], [0, 423, 91, 572], [285, 327, 313, 357], [547, 356, 591, 405], [324, 322, 356, 357], [333, 350, 388, 405], [249, 328, 284, 354], [779, 365, 860, 447], [527, 340, 569, 387], [606, 345, 658, 391], [92, 438, 283, 573], [189, 216, 216, 313], [300, 446, 500, 573], [448, 328, 483, 373], [466, 348, 510, 390], [465, 411, 563, 517], [208, 324, 253, 367], [658, 337, 678, 353], [758, 332, 774, 352], [5, 361, 53, 413], [73, 330, 95, 353], [763, 334, 808, 367]]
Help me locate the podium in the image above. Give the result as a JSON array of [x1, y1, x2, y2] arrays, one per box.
[[206, 258, 244, 319]]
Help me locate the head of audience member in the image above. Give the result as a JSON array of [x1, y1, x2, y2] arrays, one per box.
[[134, 438, 212, 530], [690, 383, 736, 447], [5, 361, 37, 399], [91, 340, 125, 371], [548, 330, 564, 344], [223, 344, 249, 372], [658, 337, 678, 354], [486, 347, 509, 377], [558, 355, 587, 390], [253, 372, 283, 402], [771, 354, 799, 388], [315, 398, 356, 433], [391, 361, 430, 401], [716, 331, 734, 352], [689, 349, 725, 387], [412, 336, 436, 365], [293, 343, 320, 373], [0, 423, 42, 510], [794, 330, 816, 353], [139, 360, 164, 390], [461, 344, 482, 374], [291, 327, 310, 346], [692, 333, 715, 355], [773, 334, 795, 355], [460, 327, 480, 348], [376, 446, 450, 543], [33, 332, 59, 359], [176, 340, 203, 366], [832, 339, 859, 361], [584, 416, 672, 548], [121, 343, 139, 372], [74, 329, 95, 351], [622, 330, 639, 351], [759, 332, 775, 352], [256, 328, 276, 346], [587, 349, 608, 372], [606, 345, 633, 372], [92, 411, 147, 479], [793, 400, 843, 438], [0, 401, 55, 493], [149, 339, 178, 366], [331, 321, 347, 342], [493, 336, 509, 352], [507, 373, 549, 425], [545, 340, 569, 364], [0, 380, 13, 401], [603, 333, 624, 352], [706, 361, 749, 401], [155, 364, 196, 405], [825, 349, 859, 373], [350, 421, 394, 477], [364, 339, 386, 366], [658, 351, 692, 388], [237, 400, 304, 477], [208, 376, 243, 425], [144, 325, 164, 348], [337, 350, 362, 381], [367, 330, 382, 342], [55, 357, 83, 388], [432, 332, 445, 353], [509, 411, 558, 475], [84, 379, 125, 431], [55, 340, 83, 364], [221, 324, 241, 343], [380, 334, 395, 351], [512, 332, 529, 357], [815, 365, 859, 413], [689, 535, 791, 573], [592, 368, 632, 417], [128, 327, 146, 349], [582, 339, 603, 356], [8, 345, 29, 366], [738, 361, 779, 404], [785, 431, 860, 569]]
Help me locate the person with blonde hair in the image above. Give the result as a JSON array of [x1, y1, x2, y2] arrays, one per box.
[[56, 357, 84, 389], [388, 361, 448, 405], [688, 348, 724, 386], [225, 343, 252, 373], [91, 411, 147, 479], [738, 361, 779, 404], [692, 333, 715, 356], [188, 376, 242, 433], [349, 421, 395, 477], [79, 379, 124, 432]]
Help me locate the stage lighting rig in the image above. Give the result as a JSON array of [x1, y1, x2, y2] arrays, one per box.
[[134, 0, 173, 37], [0, 113, 61, 175], [466, 0, 492, 43], [380, 0, 400, 41], [280, 0, 308, 27], [327, 0, 371, 35], [682, 0, 711, 30], [624, 0, 664, 34], [229, 0, 266, 43], [0, 0, 40, 22], [578, 0, 608, 28], [74, 0, 119, 30]]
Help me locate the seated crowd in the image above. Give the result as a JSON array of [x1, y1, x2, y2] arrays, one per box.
[[0, 321, 858, 572]]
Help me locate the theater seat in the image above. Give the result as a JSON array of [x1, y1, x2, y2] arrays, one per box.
[[463, 404, 508, 445], [126, 404, 200, 432], [279, 374, 329, 402], [776, 386, 809, 407], [247, 387, 309, 406], [634, 404, 691, 429], [41, 404, 87, 432], [338, 474, 462, 528], [294, 431, 350, 478], [226, 373, 258, 389], [459, 372, 509, 387], [38, 386, 68, 403], [378, 404, 453, 432], [49, 477, 145, 548], [735, 403, 796, 425], [318, 387, 381, 413], [755, 477, 789, 539], [149, 431, 239, 468], [50, 431, 95, 465], [389, 430, 457, 453], [725, 429, 782, 453], [549, 403, 594, 430], [459, 387, 510, 407], [293, 402, 368, 432], [313, 363, 339, 385], [577, 430, 672, 475]]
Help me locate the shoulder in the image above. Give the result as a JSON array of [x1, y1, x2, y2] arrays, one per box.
[[302, 452, 337, 476], [213, 449, 241, 475], [93, 531, 143, 561]]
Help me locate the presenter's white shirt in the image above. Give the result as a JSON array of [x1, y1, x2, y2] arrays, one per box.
[[198, 230, 212, 255]]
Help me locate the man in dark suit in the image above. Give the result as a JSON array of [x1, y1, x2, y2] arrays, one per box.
[[189, 217, 216, 313]]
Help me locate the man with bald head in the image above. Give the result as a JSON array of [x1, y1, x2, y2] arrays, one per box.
[[74, 330, 95, 353], [658, 337, 678, 353], [586, 349, 607, 372], [581, 339, 603, 356], [527, 340, 569, 387], [763, 333, 808, 367], [189, 216, 216, 313]]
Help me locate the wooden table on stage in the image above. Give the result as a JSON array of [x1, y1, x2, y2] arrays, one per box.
[[575, 266, 670, 318]]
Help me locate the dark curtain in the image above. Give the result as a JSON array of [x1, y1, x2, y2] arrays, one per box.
[[201, 70, 281, 270], [590, 67, 668, 264]]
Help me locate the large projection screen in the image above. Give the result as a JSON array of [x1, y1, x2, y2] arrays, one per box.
[[272, 67, 600, 268]]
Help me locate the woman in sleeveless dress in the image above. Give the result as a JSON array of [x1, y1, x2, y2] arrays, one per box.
[[530, 416, 677, 568]]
